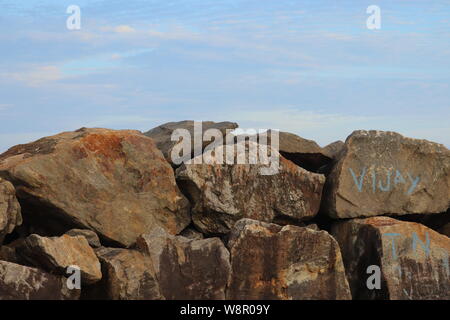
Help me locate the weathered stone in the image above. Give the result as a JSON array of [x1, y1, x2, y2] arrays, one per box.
[[179, 226, 204, 240], [331, 216, 450, 300], [323, 130, 450, 219], [0, 178, 22, 244], [0, 260, 79, 300], [16, 234, 102, 285], [226, 219, 351, 300], [0, 245, 18, 263], [176, 142, 325, 234], [92, 247, 163, 300], [322, 140, 345, 160], [137, 227, 231, 299], [0, 128, 191, 247], [144, 120, 238, 165], [66, 229, 101, 248]]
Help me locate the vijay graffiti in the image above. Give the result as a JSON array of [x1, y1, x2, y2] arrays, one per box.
[[349, 167, 420, 195]]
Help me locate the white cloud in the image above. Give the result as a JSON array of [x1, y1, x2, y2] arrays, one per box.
[[0, 104, 13, 111], [1, 66, 63, 87]]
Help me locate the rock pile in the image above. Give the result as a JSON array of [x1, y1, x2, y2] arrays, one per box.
[[0, 121, 448, 300]]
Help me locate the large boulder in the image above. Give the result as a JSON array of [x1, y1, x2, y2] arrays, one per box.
[[322, 140, 345, 160], [332, 216, 450, 300], [0, 178, 22, 244], [0, 128, 191, 247], [16, 234, 102, 285], [226, 219, 351, 300], [137, 227, 231, 300], [0, 260, 79, 300], [92, 247, 163, 300], [323, 130, 450, 219], [144, 120, 238, 166], [176, 142, 325, 234]]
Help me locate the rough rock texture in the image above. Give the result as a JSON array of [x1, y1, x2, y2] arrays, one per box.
[[0, 245, 18, 263], [332, 216, 450, 300], [322, 141, 345, 160], [179, 226, 204, 240], [16, 234, 102, 285], [0, 128, 191, 247], [323, 130, 450, 219], [227, 219, 351, 300], [176, 142, 325, 234], [92, 247, 163, 300], [236, 130, 332, 172], [144, 120, 238, 165], [137, 227, 231, 300], [0, 178, 22, 244], [0, 260, 79, 300], [66, 229, 101, 248]]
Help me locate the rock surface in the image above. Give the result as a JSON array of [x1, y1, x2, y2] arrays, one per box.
[[16, 234, 102, 285], [226, 219, 351, 300], [322, 140, 345, 160], [323, 130, 450, 219], [0, 128, 191, 247], [0, 260, 79, 300], [0, 178, 22, 244], [176, 142, 325, 234], [66, 229, 101, 248], [332, 216, 450, 300], [93, 247, 163, 300], [144, 120, 238, 165], [137, 227, 231, 299]]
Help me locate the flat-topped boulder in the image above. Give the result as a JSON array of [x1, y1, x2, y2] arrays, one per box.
[[0, 128, 191, 247], [332, 216, 450, 300], [322, 130, 450, 219], [226, 219, 351, 300]]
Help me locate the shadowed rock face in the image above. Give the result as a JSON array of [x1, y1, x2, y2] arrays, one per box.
[[0, 260, 79, 300], [176, 142, 325, 235], [16, 234, 102, 285], [332, 216, 450, 300], [323, 130, 450, 219], [144, 120, 239, 166], [0, 128, 191, 247], [226, 219, 351, 300], [0, 178, 22, 244], [137, 227, 231, 300], [92, 247, 163, 300]]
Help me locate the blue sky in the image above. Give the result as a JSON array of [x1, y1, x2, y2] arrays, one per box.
[[1, 0, 449, 152]]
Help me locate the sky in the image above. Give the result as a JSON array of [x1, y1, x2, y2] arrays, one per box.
[[0, 0, 449, 152]]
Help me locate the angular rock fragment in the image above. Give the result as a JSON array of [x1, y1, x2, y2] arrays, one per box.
[[16, 234, 102, 285], [323, 130, 450, 219], [0, 178, 22, 244], [227, 219, 351, 300], [0, 128, 191, 247], [66, 229, 101, 248], [176, 142, 325, 234], [93, 247, 163, 300], [0, 260, 79, 300], [137, 227, 231, 299], [179, 226, 204, 240], [144, 120, 238, 165], [322, 140, 345, 160], [331, 216, 450, 300]]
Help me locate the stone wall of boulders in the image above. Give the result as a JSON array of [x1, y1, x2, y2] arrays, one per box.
[[0, 121, 448, 300]]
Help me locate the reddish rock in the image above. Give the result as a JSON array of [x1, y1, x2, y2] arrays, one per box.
[[0, 128, 191, 247]]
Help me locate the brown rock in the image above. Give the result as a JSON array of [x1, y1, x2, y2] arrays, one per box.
[[0, 260, 79, 300], [144, 120, 238, 165], [226, 219, 351, 300], [137, 227, 231, 299], [179, 226, 204, 240], [322, 140, 345, 160], [16, 234, 102, 285], [0, 178, 22, 244], [331, 216, 450, 300], [93, 247, 163, 300], [66, 229, 101, 248], [176, 142, 325, 234], [323, 130, 450, 219], [0, 128, 191, 247]]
